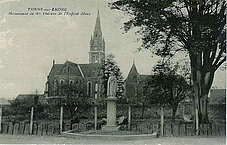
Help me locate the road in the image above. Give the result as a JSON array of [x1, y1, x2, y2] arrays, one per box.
[[0, 134, 225, 144]]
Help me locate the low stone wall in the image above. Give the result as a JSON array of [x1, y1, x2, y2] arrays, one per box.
[[1, 122, 60, 135], [0, 121, 91, 135], [130, 122, 226, 136], [1, 121, 225, 137]]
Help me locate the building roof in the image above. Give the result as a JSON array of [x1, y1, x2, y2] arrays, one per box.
[[125, 62, 151, 83], [79, 63, 101, 77], [0, 98, 10, 106], [16, 94, 42, 100], [125, 63, 138, 82], [49, 64, 63, 76], [49, 61, 101, 78], [16, 94, 46, 105], [139, 74, 150, 82], [209, 89, 226, 105]]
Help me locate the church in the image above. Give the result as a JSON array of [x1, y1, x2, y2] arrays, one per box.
[[44, 11, 105, 102], [124, 61, 150, 100]]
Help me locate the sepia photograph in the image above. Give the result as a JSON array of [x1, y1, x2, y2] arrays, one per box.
[[0, 0, 226, 144]]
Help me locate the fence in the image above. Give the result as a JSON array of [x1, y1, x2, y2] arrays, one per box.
[[130, 122, 226, 136], [1, 121, 225, 137], [0, 120, 93, 135]]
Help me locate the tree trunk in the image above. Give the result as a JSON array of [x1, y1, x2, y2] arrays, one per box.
[[200, 94, 209, 123], [171, 106, 177, 136], [193, 82, 201, 135]]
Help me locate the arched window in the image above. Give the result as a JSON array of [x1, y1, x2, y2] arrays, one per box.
[[87, 81, 92, 97], [69, 80, 74, 85], [95, 83, 98, 99], [96, 56, 99, 63], [95, 83, 98, 93], [60, 79, 64, 86], [92, 55, 95, 63]]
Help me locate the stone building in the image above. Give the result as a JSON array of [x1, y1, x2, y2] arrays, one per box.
[[44, 11, 105, 102]]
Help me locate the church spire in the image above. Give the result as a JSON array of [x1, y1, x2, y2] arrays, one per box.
[[89, 10, 105, 64], [93, 10, 102, 39]]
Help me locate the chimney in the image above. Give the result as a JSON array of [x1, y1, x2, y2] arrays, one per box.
[[53, 59, 55, 66]]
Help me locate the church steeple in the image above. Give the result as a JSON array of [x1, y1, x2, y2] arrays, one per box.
[[93, 10, 102, 39], [89, 10, 105, 64]]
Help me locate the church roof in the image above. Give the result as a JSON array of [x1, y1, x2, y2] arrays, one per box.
[[48, 61, 101, 78], [79, 63, 101, 77], [125, 62, 151, 83], [49, 64, 63, 76], [125, 63, 138, 81]]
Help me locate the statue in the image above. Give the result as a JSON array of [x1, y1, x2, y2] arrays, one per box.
[[107, 72, 117, 97]]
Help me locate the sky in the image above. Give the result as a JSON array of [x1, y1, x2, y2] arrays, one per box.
[[0, 0, 226, 99]]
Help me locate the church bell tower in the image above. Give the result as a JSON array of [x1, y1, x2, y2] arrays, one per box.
[[89, 10, 105, 64]]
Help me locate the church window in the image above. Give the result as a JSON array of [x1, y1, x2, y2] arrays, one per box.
[[69, 80, 74, 85], [95, 83, 98, 99], [96, 55, 99, 63], [60, 79, 64, 85], [92, 55, 95, 63], [87, 81, 92, 97]]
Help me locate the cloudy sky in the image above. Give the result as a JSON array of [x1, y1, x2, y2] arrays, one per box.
[[0, 0, 225, 99]]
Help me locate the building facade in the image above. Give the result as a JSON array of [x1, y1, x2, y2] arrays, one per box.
[[44, 11, 105, 101]]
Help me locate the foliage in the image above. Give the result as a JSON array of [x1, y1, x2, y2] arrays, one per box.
[[56, 82, 91, 119], [4, 96, 45, 122], [146, 62, 192, 135], [147, 62, 192, 107]]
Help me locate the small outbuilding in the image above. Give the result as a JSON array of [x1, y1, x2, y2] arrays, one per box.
[[0, 98, 10, 133]]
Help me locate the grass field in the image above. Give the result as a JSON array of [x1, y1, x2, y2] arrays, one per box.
[[0, 134, 225, 144]]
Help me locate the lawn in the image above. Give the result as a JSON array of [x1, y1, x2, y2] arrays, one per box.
[[0, 134, 225, 144]]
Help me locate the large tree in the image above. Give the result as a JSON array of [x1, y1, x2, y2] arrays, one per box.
[[111, 0, 226, 128]]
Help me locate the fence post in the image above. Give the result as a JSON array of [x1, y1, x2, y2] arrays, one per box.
[[160, 106, 164, 136], [0, 106, 2, 133], [128, 105, 131, 131], [60, 106, 63, 133], [29, 106, 34, 135]]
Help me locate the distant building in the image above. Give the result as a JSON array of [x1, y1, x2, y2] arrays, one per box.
[[208, 89, 226, 105], [16, 94, 46, 105], [208, 89, 226, 120], [124, 62, 150, 100], [44, 11, 105, 102]]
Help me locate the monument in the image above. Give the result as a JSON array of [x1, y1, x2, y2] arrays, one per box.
[[102, 72, 119, 131]]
